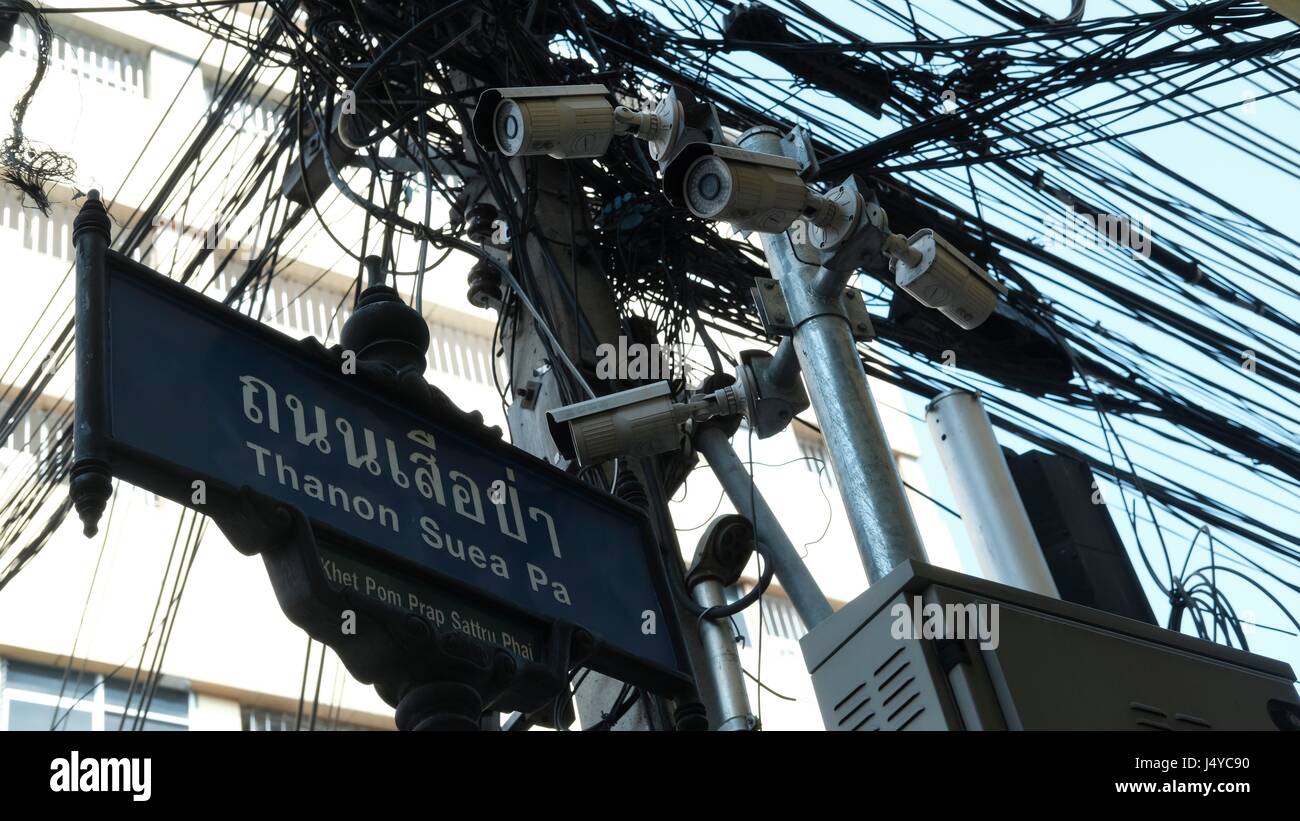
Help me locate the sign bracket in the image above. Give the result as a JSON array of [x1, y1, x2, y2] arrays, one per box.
[[208, 484, 590, 727]]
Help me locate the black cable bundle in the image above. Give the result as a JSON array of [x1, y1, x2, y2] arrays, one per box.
[[0, 2, 76, 214]]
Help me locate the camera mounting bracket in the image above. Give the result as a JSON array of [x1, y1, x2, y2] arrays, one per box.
[[751, 277, 874, 343]]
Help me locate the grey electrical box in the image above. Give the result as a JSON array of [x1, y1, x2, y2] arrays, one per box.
[[801, 561, 1300, 730]]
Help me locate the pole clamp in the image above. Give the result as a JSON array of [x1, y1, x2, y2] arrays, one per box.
[[751, 277, 874, 342]]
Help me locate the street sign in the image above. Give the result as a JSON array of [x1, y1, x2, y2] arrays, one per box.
[[72, 228, 689, 706]]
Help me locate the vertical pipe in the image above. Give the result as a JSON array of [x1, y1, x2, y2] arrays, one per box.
[[690, 578, 756, 731], [695, 424, 833, 627], [925, 389, 1059, 597], [737, 128, 928, 585]]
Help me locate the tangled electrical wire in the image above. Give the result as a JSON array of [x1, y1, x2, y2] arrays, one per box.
[[1, 1, 77, 213], [1, 0, 1298, 667]]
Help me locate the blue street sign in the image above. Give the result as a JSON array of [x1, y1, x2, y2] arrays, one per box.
[[76, 248, 688, 695]]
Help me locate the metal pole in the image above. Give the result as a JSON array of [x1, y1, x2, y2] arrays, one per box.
[[690, 578, 756, 731], [449, 60, 713, 726], [925, 389, 1059, 597], [737, 128, 928, 585], [695, 424, 833, 627]]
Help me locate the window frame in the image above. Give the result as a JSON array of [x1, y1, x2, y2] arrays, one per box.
[[0, 658, 191, 732]]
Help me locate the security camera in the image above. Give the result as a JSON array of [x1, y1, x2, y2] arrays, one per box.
[[471, 84, 681, 160], [548, 382, 691, 466], [472, 84, 617, 159], [662, 143, 849, 235], [547, 381, 742, 466], [885, 229, 1007, 329]]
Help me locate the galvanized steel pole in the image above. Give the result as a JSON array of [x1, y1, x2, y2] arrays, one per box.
[[736, 128, 928, 585]]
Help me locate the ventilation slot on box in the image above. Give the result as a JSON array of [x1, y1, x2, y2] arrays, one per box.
[[829, 646, 926, 731], [1129, 702, 1212, 731]]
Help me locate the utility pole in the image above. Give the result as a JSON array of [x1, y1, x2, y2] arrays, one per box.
[[484, 156, 711, 729], [442, 59, 712, 728]]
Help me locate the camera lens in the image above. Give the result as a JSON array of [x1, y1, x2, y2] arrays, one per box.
[[494, 100, 526, 155], [684, 156, 733, 219], [697, 173, 722, 201]]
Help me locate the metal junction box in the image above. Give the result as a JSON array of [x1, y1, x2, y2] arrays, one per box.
[[800, 561, 1300, 730]]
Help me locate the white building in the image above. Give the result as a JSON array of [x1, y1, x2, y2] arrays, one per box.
[[0, 5, 964, 731]]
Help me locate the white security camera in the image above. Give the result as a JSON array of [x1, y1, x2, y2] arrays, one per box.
[[546, 381, 742, 466], [471, 84, 681, 160], [472, 85, 616, 159], [662, 143, 848, 235], [885, 229, 1007, 329]]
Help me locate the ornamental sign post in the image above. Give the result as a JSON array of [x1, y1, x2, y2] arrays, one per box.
[[70, 191, 690, 730]]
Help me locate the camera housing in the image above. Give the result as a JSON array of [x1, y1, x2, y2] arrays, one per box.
[[888, 229, 1007, 330], [546, 380, 746, 466], [546, 382, 693, 466], [662, 143, 813, 233], [472, 85, 616, 159]]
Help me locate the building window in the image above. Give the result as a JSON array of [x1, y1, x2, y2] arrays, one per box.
[[240, 706, 378, 732], [0, 396, 73, 483], [0, 658, 190, 731], [225, 269, 501, 389], [213, 89, 285, 138], [104, 677, 189, 731], [794, 427, 834, 487], [729, 584, 807, 643], [757, 594, 808, 642]]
